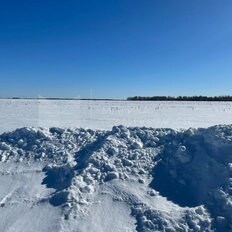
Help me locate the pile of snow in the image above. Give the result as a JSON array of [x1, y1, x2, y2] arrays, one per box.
[[0, 125, 232, 231]]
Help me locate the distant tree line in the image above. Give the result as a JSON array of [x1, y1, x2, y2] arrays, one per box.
[[127, 96, 232, 101]]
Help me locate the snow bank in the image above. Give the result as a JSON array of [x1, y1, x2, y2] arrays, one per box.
[[0, 125, 232, 231]]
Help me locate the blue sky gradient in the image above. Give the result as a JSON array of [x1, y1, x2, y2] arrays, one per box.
[[1, 0, 232, 98]]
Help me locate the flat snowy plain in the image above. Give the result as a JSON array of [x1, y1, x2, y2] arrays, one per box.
[[1, 99, 232, 133], [0, 99, 232, 232]]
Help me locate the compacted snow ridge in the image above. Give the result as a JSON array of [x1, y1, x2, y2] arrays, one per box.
[[0, 125, 232, 231]]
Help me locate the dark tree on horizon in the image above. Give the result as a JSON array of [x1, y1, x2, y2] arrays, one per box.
[[127, 96, 232, 101]]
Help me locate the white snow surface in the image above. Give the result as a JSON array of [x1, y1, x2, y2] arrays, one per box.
[[1, 99, 232, 133], [0, 125, 232, 231]]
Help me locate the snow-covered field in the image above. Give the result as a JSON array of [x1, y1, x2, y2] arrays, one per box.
[[0, 100, 232, 232], [1, 99, 232, 133]]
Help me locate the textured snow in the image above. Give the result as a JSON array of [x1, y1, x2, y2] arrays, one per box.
[[0, 162, 62, 232], [0, 125, 232, 231], [1, 99, 232, 133]]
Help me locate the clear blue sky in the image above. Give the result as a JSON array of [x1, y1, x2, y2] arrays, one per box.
[[0, 0, 232, 99]]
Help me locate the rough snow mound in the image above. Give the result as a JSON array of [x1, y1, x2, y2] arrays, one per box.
[[0, 125, 232, 231]]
